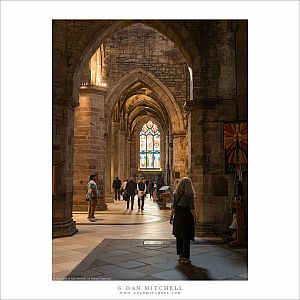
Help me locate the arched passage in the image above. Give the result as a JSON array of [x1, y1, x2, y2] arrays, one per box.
[[53, 19, 248, 239], [104, 66, 188, 203], [71, 20, 200, 106], [105, 68, 185, 134], [72, 22, 193, 212]]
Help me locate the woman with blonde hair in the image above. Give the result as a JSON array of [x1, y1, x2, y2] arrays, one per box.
[[170, 177, 196, 264]]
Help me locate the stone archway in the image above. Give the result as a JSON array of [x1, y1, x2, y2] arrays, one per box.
[[71, 20, 200, 106], [70, 21, 196, 211], [104, 68, 188, 201], [105, 68, 185, 134], [54, 20, 201, 237], [53, 19, 248, 239]]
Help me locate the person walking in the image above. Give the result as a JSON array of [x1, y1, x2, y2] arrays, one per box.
[[137, 178, 147, 210], [148, 180, 155, 200], [120, 179, 128, 200], [170, 177, 196, 264], [86, 174, 100, 222], [112, 176, 122, 201], [125, 177, 137, 210]]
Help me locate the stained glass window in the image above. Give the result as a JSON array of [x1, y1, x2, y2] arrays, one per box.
[[140, 121, 160, 169]]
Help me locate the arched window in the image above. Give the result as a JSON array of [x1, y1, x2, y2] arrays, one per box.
[[140, 121, 160, 169]]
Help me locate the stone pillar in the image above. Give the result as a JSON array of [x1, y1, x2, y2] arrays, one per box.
[[160, 133, 166, 182], [185, 99, 225, 236], [53, 100, 78, 238], [129, 138, 136, 177], [105, 123, 114, 203], [72, 93, 90, 210], [111, 121, 119, 186], [73, 87, 107, 211], [169, 135, 174, 188], [118, 130, 126, 181], [173, 133, 188, 180], [187, 105, 206, 235], [124, 136, 130, 180], [52, 21, 78, 237], [165, 134, 170, 185]]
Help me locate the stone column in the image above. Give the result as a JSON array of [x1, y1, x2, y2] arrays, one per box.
[[160, 133, 166, 182], [111, 121, 119, 187], [105, 122, 114, 203], [185, 99, 224, 236], [53, 99, 78, 238], [129, 138, 136, 177], [72, 94, 88, 211], [164, 134, 170, 185], [124, 136, 130, 180], [52, 21, 78, 237], [118, 130, 126, 181], [169, 134, 174, 188], [73, 86, 107, 211], [173, 133, 188, 180]]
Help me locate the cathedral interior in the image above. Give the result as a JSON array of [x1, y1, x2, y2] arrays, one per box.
[[2, 0, 300, 296], [53, 20, 248, 237], [52, 19, 248, 280]]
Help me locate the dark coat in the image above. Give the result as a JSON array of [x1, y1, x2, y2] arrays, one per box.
[[148, 181, 155, 192], [112, 179, 122, 189], [125, 180, 137, 194], [172, 194, 195, 241], [137, 182, 146, 192]]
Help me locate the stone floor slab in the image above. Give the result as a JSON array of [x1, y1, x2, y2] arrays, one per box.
[[134, 264, 167, 275], [117, 260, 146, 269], [53, 199, 247, 281]]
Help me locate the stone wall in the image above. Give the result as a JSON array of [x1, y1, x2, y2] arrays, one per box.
[[81, 23, 189, 110], [189, 20, 237, 100], [72, 88, 107, 211], [185, 20, 248, 235], [52, 102, 78, 237]]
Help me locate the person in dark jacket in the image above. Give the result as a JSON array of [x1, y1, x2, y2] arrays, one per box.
[[125, 177, 137, 210], [112, 176, 122, 201], [148, 180, 155, 200], [170, 177, 196, 264], [137, 178, 147, 210]]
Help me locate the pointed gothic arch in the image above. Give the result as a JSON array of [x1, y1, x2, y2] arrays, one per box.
[[71, 20, 200, 106], [105, 68, 185, 134]]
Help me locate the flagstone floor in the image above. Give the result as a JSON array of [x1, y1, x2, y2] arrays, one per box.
[[52, 195, 247, 281]]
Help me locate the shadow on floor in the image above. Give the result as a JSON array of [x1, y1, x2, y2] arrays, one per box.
[[63, 238, 247, 281], [176, 263, 212, 280]]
